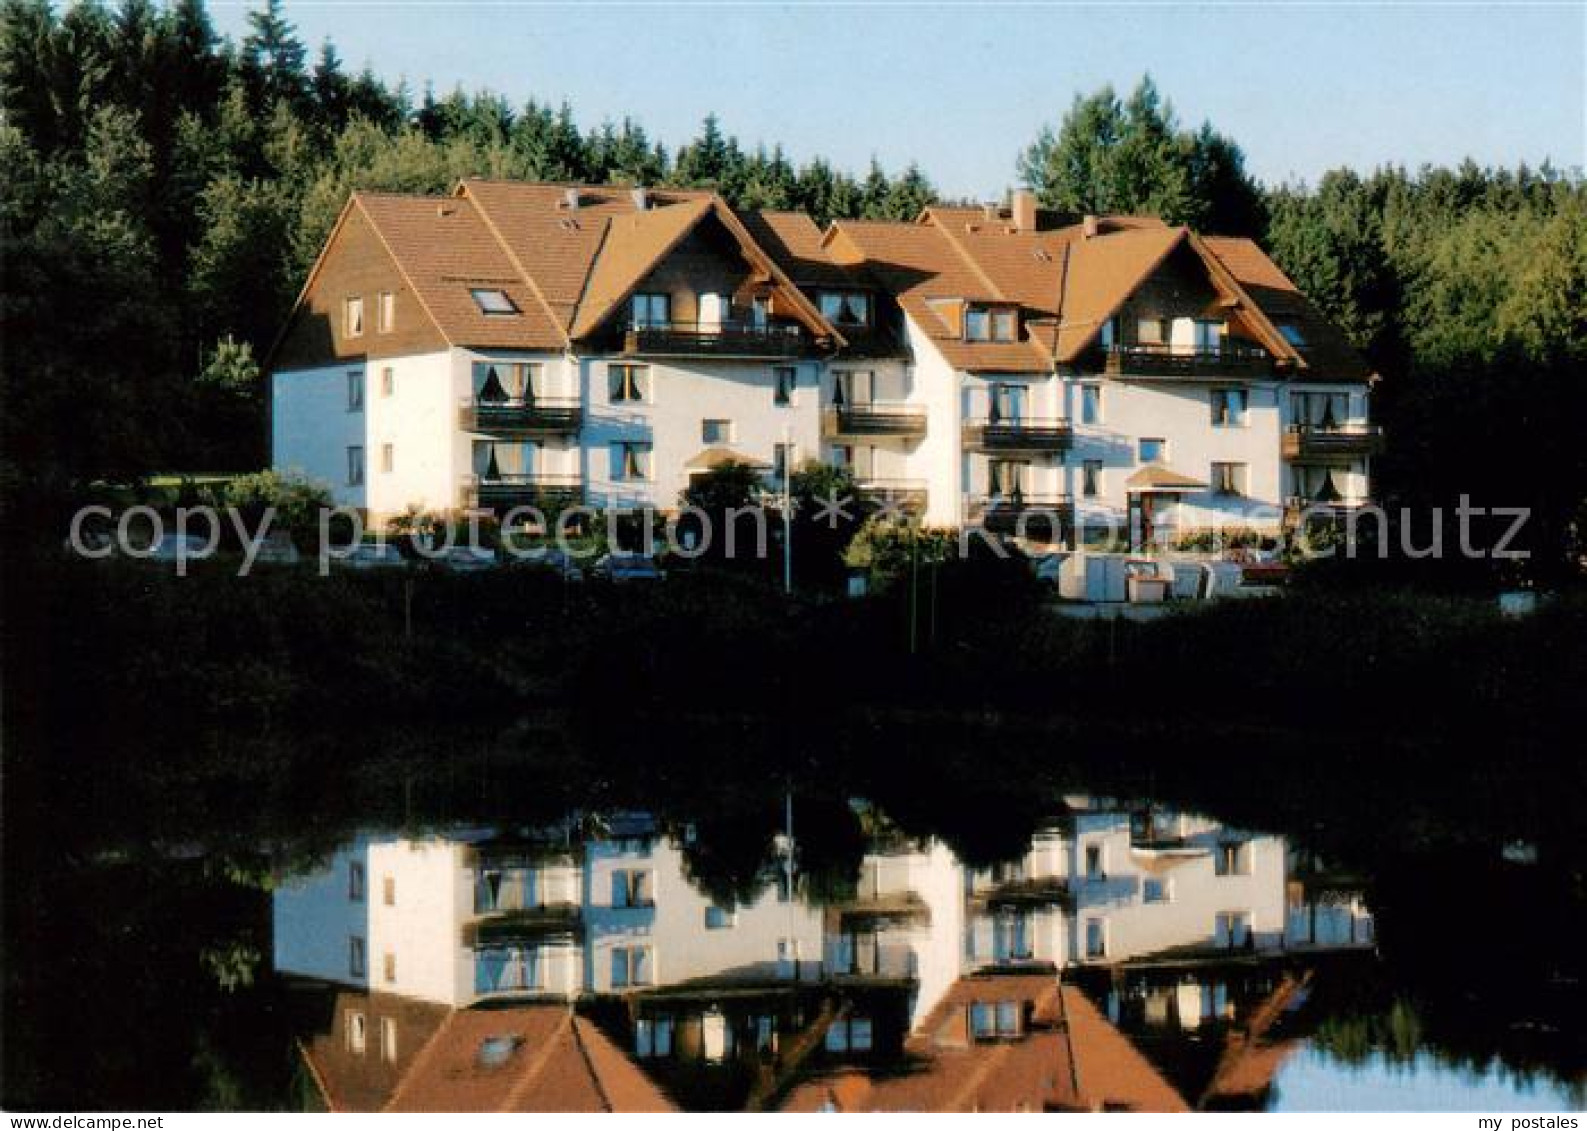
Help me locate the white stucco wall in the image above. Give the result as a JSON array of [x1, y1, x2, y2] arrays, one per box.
[[271, 361, 368, 508], [362, 350, 458, 521]]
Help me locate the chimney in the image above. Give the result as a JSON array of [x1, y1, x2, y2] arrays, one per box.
[[561, 187, 580, 211], [1082, 214, 1100, 240], [1011, 189, 1038, 232], [436, 201, 456, 218], [630, 186, 648, 212], [981, 201, 998, 222]]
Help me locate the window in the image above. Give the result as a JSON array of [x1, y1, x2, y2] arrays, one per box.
[[819, 291, 871, 327], [773, 442, 795, 482], [610, 442, 652, 483], [380, 1017, 398, 1063], [970, 1001, 1021, 1041], [1138, 437, 1167, 464], [349, 935, 366, 979], [1144, 877, 1171, 903], [993, 908, 1034, 961], [1215, 841, 1251, 877], [347, 370, 364, 412], [964, 307, 990, 341], [347, 446, 365, 487], [773, 365, 796, 406], [1278, 322, 1307, 347], [1216, 911, 1253, 949], [1194, 319, 1223, 350], [469, 288, 518, 315], [1211, 462, 1248, 497], [704, 905, 735, 930], [1082, 460, 1103, 499], [377, 291, 395, 333], [631, 292, 671, 327], [1099, 316, 1119, 349], [1085, 843, 1105, 880], [608, 364, 648, 403], [383, 876, 395, 906], [348, 860, 366, 901], [701, 419, 733, 444], [383, 951, 396, 984], [611, 868, 654, 908], [824, 1016, 873, 1053], [380, 366, 395, 397], [992, 309, 1017, 341], [1210, 388, 1248, 427], [610, 945, 653, 988], [989, 383, 1027, 422], [1084, 918, 1106, 959], [1080, 384, 1102, 425], [344, 296, 364, 337], [380, 444, 394, 474], [636, 1017, 674, 1058], [750, 295, 770, 327], [1137, 317, 1168, 345], [346, 1010, 366, 1054], [475, 945, 542, 993]]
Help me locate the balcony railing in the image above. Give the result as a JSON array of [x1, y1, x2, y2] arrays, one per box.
[[460, 396, 582, 435], [963, 416, 1073, 453], [971, 493, 1075, 536], [824, 404, 928, 439], [1104, 343, 1273, 379], [623, 320, 808, 359], [1282, 424, 1385, 460], [855, 479, 927, 515], [1284, 495, 1374, 524], [466, 474, 585, 512], [463, 903, 583, 946]]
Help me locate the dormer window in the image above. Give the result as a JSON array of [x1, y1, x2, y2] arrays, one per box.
[[631, 293, 670, 328], [819, 291, 871, 327], [965, 305, 1016, 342], [469, 288, 518, 316]]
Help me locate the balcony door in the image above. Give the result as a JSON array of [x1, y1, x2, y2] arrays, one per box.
[[833, 370, 874, 407], [474, 440, 536, 482], [989, 383, 1028, 424], [987, 458, 1030, 500], [474, 361, 537, 405]]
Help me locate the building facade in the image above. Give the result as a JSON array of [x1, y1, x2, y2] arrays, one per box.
[[269, 181, 1376, 544]]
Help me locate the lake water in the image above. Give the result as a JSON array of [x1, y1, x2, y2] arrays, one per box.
[[9, 771, 1577, 1113]]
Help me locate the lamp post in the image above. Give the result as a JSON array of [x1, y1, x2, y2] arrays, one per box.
[[782, 422, 793, 595]]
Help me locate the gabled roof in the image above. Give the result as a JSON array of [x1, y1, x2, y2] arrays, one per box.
[[735, 209, 857, 289], [779, 974, 1188, 1113], [569, 198, 714, 338]]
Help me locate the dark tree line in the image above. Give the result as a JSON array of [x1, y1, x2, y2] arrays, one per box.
[[2, 5, 1582, 579]]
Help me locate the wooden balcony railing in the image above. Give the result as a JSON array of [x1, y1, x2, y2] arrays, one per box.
[[963, 416, 1073, 453], [824, 404, 928, 439], [1282, 424, 1385, 460], [623, 320, 808, 359], [1104, 343, 1273, 378], [465, 474, 585, 512], [459, 396, 582, 435]]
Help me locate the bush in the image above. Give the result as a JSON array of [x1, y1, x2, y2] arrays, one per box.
[[222, 470, 333, 549]]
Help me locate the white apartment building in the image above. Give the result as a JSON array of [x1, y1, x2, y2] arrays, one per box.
[[268, 181, 1377, 547]]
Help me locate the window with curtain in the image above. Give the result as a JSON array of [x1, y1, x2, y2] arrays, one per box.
[[609, 364, 648, 403], [988, 459, 1028, 498], [610, 443, 651, 482], [1082, 460, 1102, 498], [1211, 388, 1248, 427], [820, 292, 871, 326], [1080, 385, 1102, 424], [344, 296, 364, 337], [773, 366, 796, 406], [630, 293, 670, 327], [1212, 462, 1248, 497]]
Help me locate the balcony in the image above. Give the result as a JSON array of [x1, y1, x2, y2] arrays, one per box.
[[855, 479, 927, 515], [463, 902, 583, 947], [1103, 343, 1274, 379], [466, 474, 584, 512], [824, 404, 928, 439], [623, 320, 809, 359], [1282, 424, 1385, 461], [971, 494, 1074, 536], [1284, 496, 1374, 525], [460, 396, 582, 436], [963, 416, 1073, 453]]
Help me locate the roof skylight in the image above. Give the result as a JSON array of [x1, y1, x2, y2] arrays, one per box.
[[470, 288, 519, 316]]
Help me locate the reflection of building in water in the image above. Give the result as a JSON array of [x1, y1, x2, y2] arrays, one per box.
[[273, 800, 1375, 1111]]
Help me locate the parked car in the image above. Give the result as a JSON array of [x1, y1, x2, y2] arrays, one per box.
[[516, 546, 586, 581], [146, 533, 218, 564], [252, 529, 302, 566], [593, 552, 664, 583], [433, 545, 499, 572], [336, 542, 409, 571]]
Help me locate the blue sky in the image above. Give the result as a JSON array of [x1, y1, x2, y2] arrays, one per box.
[[210, 2, 1586, 199]]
